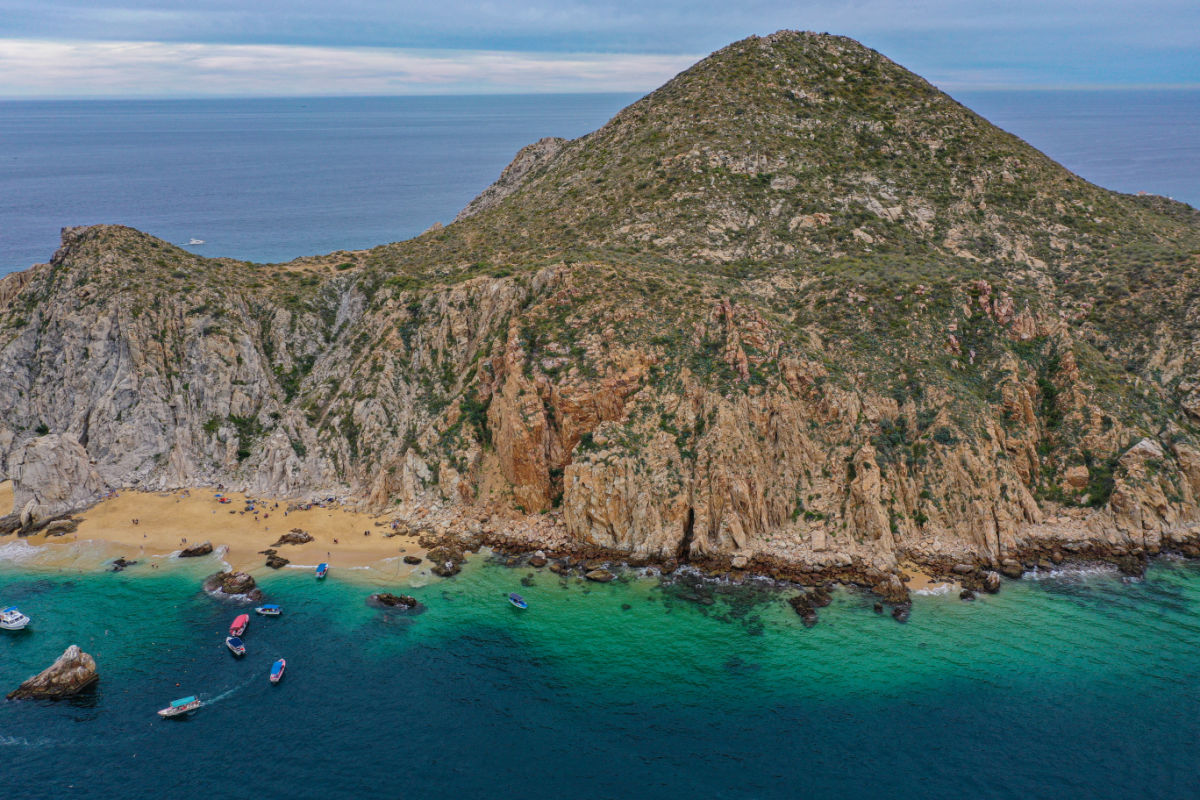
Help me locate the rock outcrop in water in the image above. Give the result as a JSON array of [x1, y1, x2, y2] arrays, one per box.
[[204, 570, 263, 601], [3, 32, 1200, 591], [7, 645, 99, 700]]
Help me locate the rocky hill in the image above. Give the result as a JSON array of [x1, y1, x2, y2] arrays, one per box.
[[3, 31, 1200, 589]]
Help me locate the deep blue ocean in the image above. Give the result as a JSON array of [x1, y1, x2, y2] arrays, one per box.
[[1, 90, 1198, 274]]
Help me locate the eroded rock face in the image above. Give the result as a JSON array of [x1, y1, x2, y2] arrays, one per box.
[[11, 435, 106, 529], [426, 546, 464, 577], [7, 645, 98, 700]]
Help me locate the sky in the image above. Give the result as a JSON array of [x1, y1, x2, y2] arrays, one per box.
[[0, 0, 1196, 97]]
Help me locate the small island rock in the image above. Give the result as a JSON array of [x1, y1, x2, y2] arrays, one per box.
[[203, 570, 263, 601], [584, 568, 616, 583], [272, 528, 314, 547], [7, 645, 99, 700]]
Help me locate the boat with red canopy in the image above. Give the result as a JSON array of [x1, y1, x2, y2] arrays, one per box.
[[229, 614, 249, 636]]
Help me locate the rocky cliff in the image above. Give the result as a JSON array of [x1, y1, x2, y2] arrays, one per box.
[[3, 31, 1200, 583]]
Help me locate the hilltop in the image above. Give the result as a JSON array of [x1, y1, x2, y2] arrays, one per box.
[[3, 31, 1200, 600]]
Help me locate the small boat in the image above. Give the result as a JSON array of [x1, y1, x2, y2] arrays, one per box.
[[269, 658, 286, 684], [229, 613, 249, 636], [158, 695, 202, 718], [255, 604, 282, 617], [315, 563, 328, 579], [508, 593, 528, 609], [1, 606, 31, 630], [187, 238, 205, 245], [226, 636, 246, 656]]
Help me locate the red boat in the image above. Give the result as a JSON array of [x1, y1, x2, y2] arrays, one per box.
[[229, 614, 249, 637]]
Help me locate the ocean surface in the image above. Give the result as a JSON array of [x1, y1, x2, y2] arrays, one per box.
[[1, 90, 1198, 275], [3, 551, 1200, 799]]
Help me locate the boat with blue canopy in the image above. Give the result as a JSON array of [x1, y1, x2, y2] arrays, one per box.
[[256, 604, 282, 616], [157, 696, 202, 718], [508, 593, 528, 609], [316, 563, 328, 579], [270, 658, 286, 684]]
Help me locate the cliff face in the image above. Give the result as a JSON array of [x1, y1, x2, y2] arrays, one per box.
[[3, 31, 1200, 575]]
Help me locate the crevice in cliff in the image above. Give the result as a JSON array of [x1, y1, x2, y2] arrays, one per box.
[[678, 506, 696, 563]]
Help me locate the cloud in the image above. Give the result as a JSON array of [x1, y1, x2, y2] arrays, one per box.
[[0, 39, 701, 97]]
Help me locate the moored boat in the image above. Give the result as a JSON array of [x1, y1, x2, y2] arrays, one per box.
[[269, 658, 286, 684], [226, 635, 246, 656], [158, 696, 202, 718], [316, 563, 328, 579], [255, 604, 282, 616], [229, 613, 249, 636], [1, 606, 31, 630], [508, 593, 528, 609]]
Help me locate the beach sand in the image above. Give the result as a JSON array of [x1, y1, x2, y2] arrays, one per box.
[[8, 484, 427, 572]]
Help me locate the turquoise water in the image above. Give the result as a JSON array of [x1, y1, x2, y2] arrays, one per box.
[[2, 551, 1200, 798]]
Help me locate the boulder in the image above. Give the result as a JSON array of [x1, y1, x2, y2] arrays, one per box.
[[427, 545, 464, 577], [403, 555, 423, 565], [548, 561, 568, 575], [952, 563, 975, 575], [999, 558, 1024, 579], [43, 518, 79, 536], [959, 588, 976, 601], [265, 553, 290, 569], [110, 556, 137, 572], [1116, 554, 1146, 578], [873, 574, 910, 605], [272, 529, 314, 547], [203, 570, 263, 601], [7, 645, 98, 700], [731, 554, 749, 570], [179, 541, 213, 558], [982, 571, 1002, 594], [584, 568, 616, 583], [528, 550, 548, 568], [891, 603, 912, 624]]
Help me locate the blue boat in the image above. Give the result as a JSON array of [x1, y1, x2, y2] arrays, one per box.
[[226, 636, 246, 656], [508, 593, 528, 609], [269, 658, 286, 684], [255, 604, 282, 616], [315, 563, 328, 579]]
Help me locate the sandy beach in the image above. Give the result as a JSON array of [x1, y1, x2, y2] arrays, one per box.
[[1, 481, 428, 572]]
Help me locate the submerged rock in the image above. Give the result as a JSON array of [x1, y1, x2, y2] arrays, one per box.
[[7, 645, 99, 700], [982, 570, 1002, 594], [788, 594, 819, 628], [179, 541, 213, 558], [891, 603, 912, 624], [110, 556, 137, 572], [367, 593, 423, 612], [528, 550, 548, 568], [960, 589, 976, 601]]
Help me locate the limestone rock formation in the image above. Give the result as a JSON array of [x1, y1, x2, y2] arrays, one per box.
[[7, 645, 99, 700]]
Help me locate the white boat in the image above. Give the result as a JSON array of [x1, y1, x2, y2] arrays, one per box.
[[255, 604, 282, 616], [158, 695, 202, 718], [1, 606, 30, 630], [187, 238, 205, 245], [226, 636, 246, 656]]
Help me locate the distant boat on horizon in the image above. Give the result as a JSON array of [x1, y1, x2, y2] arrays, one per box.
[[187, 238, 205, 245]]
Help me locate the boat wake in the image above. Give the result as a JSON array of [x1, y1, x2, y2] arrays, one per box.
[[205, 675, 255, 706], [0, 734, 53, 747]]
